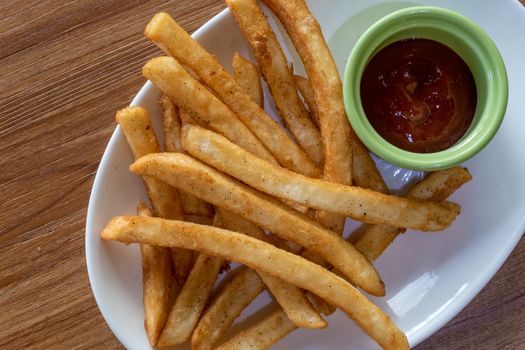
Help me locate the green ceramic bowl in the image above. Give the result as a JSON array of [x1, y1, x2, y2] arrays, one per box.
[[343, 6, 508, 171]]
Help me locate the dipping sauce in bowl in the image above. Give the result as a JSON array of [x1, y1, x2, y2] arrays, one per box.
[[360, 39, 477, 153]]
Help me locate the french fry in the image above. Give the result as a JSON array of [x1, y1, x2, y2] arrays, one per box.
[[177, 191, 213, 217], [227, 0, 324, 167], [157, 213, 224, 347], [101, 216, 409, 350], [145, 12, 321, 178], [160, 95, 214, 217], [230, 52, 308, 214], [352, 141, 389, 193], [192, 267, 266, 350], [261, 0, 352, 234], [129, 153, 384, 296], [294, 74, 319, 126], [232, 53, 264, 107], [160, 95, 183, 153], [217, 208, 267, 239], [158, 253, 223, 346], [137, 202, 179, 347], [115, 107, 184, 221], [216, 307, 297, 350], [218, 209, 326, 330], [260, 0, 386, 195], [143, 56, 277, 165], [223, 59, 325, 332], [234, 167, 472, 347], [355, 167, 472, 261], [115, 107, 191, 344], [181, 125, 460, 231]]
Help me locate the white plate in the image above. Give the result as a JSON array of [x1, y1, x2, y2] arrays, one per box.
[[85, 1, 525, 349]]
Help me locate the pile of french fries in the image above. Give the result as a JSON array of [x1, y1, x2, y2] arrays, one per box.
[[100, 1, 472, 349]]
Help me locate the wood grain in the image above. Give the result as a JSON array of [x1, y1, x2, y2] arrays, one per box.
[[0, 1, 523, 349]]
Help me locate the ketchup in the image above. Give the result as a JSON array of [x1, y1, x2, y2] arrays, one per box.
[[360, 39, 477, 153]]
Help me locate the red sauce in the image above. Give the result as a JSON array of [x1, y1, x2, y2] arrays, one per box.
[[360, 39, 477, 153]]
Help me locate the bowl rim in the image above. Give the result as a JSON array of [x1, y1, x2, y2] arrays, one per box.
[[343, 6, 508, 171]]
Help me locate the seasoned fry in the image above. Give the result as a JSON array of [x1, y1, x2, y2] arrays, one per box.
[[406, 166, 473, 202], [130, 153, 384, 296], [294, 74, 319, 126], [216, 307, 297, 350], [179, 108, 201, 127], [160, 95, 183, 153], [115, 107, 184, 221], [355, 167, 472, 261], [230, 52, 308, 214], [178, 191, 213, 217], [217, 209, 267, 239], [101, 216, 408, 350], [232, 53, 263, 107], [158, 213, 224, 347], [158, 254, 223, 346], [227, 0, 324, 166], [261, 0, 351, 233], [145, 12, 321, 177], [241, 167, 472, 347], [352, 140, 388, 193], [137, 203, 179, 347], [258, 273, 326, 329], [116, 107, 192, 285], [192, 267, 266, 350], [181, 125, 461, 231], [218, 209, 326, 329], [143, 56, 276, 165], [160, 95, 214, 217]]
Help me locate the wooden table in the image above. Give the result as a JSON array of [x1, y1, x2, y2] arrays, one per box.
[[1, 1, 523, 349]]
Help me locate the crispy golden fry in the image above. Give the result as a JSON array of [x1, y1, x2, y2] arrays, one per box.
[[261, 0, 351, 233], [307, 292, 335, 316], [178, 191, 213, 216], [242, 167, 472, 347], [158, 253, 223, 346], [315, 168, 472, 313], [351, 140, 388, 193], [145, 12, 320, 178], [115, 107, 184, 220], [355, 167, 472, 261], [232, 53, 264, 107], [181, 125, 461, 231], [178, 107, 199, 126], [160, 95, 183, 153], [115, 106, 191, 310], [294, 74, 319, 126], [216, 307, 297, 350], [192, 267, 266, 350], [230, 54, 308, 214], [101, 216, 408, 350], [157, 213, 224, 347], [160, 95, 214, 217], [217, 208, 266, 239], [259, 273, 326, 329], [218, 209, 326, 329], [137, 203, 179, 347], [407, 167, 473, 202], [227, 0, 324, 167], [143, 56, 276, 165], [130, 153, 383, 295]]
